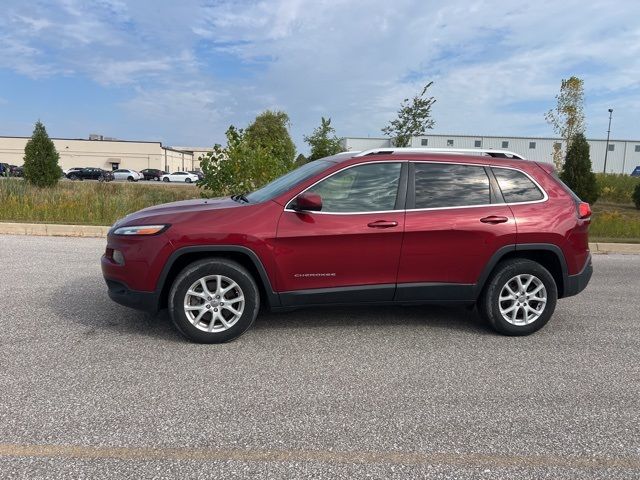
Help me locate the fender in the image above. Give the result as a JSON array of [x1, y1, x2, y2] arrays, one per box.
[[156, 245, 281, 308], [473, 243, 569, 299]]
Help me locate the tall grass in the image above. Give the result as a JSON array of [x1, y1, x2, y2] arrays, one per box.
[[590, 203, 640, 241], [595, 173, 640, 204], [0, 179, 200, 225]]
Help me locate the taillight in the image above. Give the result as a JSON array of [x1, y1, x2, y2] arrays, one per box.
[[578, 202, 591, 219]]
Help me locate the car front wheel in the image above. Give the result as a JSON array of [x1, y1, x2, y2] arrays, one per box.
[[185, 178, 192, 183], [168, 259, 260, 343], [163, 177, 170, 182], [478, 258, 557, 336]]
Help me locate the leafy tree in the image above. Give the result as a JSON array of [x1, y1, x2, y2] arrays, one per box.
[[244, 110, 296, 168], [382, 81, 436, 147], [304, 117, 343, 161], [198, 111, 296, 196], [633, 183, 640, 210], [294, 153, 308, 166], [545, 76, 585, 171], [23, 121, 62, 187], [560, 133, 599, 204]]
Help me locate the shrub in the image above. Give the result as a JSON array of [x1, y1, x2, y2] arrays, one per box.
[[23, 121, 62, 187], [560, 132, 599, 204], [633, 183, 640, 209], [595, 173, 640, 204]]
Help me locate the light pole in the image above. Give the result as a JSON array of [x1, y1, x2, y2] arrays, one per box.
[[603, 108, 613, 173]]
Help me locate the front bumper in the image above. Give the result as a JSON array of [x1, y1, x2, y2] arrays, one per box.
[[105, 278, 159, 313], [563, 253, 593, 298]]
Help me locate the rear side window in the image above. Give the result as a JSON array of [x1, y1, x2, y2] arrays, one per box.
[[492, 168, 544, 203], [306, 162, 402, 212], [413, 163, 490, 209]]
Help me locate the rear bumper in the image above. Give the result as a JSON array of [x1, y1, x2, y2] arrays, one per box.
[[563, 253, 593, 298], [105, 278, 158, 313]]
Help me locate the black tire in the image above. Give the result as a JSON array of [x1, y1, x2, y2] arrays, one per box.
[[478, 258, 557, 336], [163, 177, 170, 182], [185, 178, 192, 183], [127, 176, 134, 182], [168, 259, 260, 343], [155, 176, 160, 181], [69, 174, 79, 180]]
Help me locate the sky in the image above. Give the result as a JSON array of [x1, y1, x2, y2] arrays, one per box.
[[0, 0, 638, 152]]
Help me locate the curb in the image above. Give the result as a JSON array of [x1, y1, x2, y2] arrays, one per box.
[[1, 222, 640, 254], [590, 242, 640, 254], [0, 222, 109, 238]]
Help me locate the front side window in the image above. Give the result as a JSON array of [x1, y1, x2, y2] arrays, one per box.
[[413, 163, 490, 209], [493, 168, 544, 203], [304, 162, 402, 213]]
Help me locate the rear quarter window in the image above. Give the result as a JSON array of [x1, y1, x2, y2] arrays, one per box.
[[492, 168, 544, 203]]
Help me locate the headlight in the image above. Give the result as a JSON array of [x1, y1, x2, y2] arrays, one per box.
[[113, 225, 169, 236]]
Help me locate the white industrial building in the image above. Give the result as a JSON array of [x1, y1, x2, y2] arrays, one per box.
[[0, 135, 213, 173], [342, 134, 640, 174]]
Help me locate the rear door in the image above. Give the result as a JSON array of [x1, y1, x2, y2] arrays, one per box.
[[275, 161, 407, 305], [396, 161, 516, 301]]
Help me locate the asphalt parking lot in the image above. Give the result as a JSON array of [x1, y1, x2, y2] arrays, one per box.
[[1, 234, 639, 479]]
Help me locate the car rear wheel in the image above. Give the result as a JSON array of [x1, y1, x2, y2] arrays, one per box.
[[478, 258, 557, 336], [163, 177, 170, 182], [168, 259, 260, 343], [69, 174, 79, 180], [185, 178, 192, 183]]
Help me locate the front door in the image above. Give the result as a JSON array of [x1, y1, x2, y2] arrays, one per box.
[[275, 161, 406, 306]]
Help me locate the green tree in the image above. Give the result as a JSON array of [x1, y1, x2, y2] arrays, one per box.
[[198, 111, 296, 196], [304, 117, 343, 161], [382, 81, 436, 147], [545, 76, 585, 171], [294, 153, 308, 166], [23, 121, 62, 187], [244, 110, 296, 168], [633, 183, 640, 210], [560, 133, 599, 204]]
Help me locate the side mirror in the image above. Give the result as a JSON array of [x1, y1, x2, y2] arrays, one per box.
[[293, 192, 322, 212]]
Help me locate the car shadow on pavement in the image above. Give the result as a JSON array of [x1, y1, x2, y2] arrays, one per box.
[[50, 276, 492, 341], [254, 304, 493, 335], [48, 276, 183, 343]]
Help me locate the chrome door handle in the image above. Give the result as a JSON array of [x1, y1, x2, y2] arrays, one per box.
[[367, 220, 398, 228], [480, 216, 509, 224]]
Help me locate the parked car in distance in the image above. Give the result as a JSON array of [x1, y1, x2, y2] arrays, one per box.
[[160, 171, 199, 183], [103, 148, 593, 344], [67, 167, 114, 182], [631, 166, 640, 177], [188, 170, 204, 180], [140, 168, 166, 181], [9, 165, 24, 177], [0, 163, 10, 177], [112, 169, 143, 182], [63, 167, 84, 176]]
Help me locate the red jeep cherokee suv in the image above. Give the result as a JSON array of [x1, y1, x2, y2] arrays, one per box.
[[102, 149, 593, 343]]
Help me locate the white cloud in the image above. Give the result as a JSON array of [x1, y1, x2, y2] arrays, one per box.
[[0, 0, 639, 147]]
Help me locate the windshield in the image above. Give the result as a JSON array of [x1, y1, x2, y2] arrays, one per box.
[[245, 160, 332, 203]]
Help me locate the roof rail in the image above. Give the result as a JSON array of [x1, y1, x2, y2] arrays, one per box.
[[353, 147, 526, 160]]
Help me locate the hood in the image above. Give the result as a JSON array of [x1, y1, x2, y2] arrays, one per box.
[[114, 197, 241, 227]]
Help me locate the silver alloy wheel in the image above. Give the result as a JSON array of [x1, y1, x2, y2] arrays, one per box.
[[498, 274, 547, 326], [183, 275, 245, 333]]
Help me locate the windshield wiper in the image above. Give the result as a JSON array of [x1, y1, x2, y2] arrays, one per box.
[[231, 193, 250, 203]]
